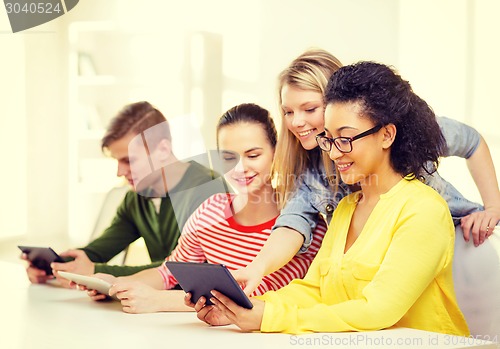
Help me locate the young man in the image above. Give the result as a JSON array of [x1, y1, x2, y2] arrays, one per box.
[[24, 101, 226, 284]]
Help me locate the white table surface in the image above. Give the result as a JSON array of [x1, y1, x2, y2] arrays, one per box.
[[1, 261, 497, 349]]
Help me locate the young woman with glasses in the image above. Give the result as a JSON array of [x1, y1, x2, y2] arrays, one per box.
[[232, 49, 500, 296], [189, 61, 470, 335]]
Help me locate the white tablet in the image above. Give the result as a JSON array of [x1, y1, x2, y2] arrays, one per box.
[[58, 271, 117, 300]]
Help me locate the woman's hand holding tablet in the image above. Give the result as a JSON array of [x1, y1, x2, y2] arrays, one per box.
[[58, 271, 118, 300], [165, 262, 253, 309]]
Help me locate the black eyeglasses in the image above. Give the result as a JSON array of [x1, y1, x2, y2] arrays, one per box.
[[315, 124, 383, 153]]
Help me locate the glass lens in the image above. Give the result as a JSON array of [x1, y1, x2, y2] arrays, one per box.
[[317, 137, 331, 151], [334, 138, 351, 153]]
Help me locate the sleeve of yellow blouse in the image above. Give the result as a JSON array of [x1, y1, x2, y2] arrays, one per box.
[[258, 193, 454, 334], [257, 275, 323, 332], [256, 214, 337, 332]]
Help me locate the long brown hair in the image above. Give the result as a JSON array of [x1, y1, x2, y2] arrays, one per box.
[[272, 49, 343, 209]]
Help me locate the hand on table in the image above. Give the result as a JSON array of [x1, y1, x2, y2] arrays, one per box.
[[184, 292, 232, 326], [83, 273, 118, 301], [109, 280, 164, 314], [21, 253, 54, 284], [207, 290, 264, 332], [50, 250, 95, 288]]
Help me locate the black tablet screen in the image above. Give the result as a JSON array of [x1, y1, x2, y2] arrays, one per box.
[[18, 246, 64, 275], [165, 262, 253, 309]]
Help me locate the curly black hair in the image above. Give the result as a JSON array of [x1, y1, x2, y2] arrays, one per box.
[[324, 61, 445, 178]]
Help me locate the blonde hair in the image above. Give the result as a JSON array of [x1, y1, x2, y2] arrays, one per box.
[[272, 49, 343, 209]]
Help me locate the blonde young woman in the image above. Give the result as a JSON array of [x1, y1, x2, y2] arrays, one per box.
[[233, 49, 500, 295]]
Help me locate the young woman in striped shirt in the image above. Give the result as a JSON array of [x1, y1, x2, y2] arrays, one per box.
[[86, 103, 326, 313]]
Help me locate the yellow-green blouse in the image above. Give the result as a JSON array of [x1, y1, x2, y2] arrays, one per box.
[[257, 178, 469, 336]]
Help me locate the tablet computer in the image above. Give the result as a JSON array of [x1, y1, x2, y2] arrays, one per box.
[[18, 246, 64, 275], [57, 271, 117, 300], [165, 262, 253, 309]]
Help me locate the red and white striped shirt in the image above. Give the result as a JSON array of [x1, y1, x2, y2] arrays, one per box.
[[157, 193, 327, 296]]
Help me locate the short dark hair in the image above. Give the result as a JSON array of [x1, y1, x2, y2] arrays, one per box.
[[216, 103, 277, 149], [324, 61, 446, 177], [101, 101, 171, 151]]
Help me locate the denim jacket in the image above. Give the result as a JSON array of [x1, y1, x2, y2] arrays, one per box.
[[273, 116, 484, 252]]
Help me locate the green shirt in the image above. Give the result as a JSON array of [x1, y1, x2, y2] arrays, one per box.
[[81, 161, 227, 276]]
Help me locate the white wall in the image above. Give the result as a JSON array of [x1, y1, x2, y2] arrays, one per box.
[[0, 11, 27, 238], [23, 21, 69, 240], [468, 0, 500, 203], [398, 0, 500, 203], [0, 0, 498, 242], [256, 0, 400, 131], [470, 0, 500, 151], [0, 7, 69, 241]]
